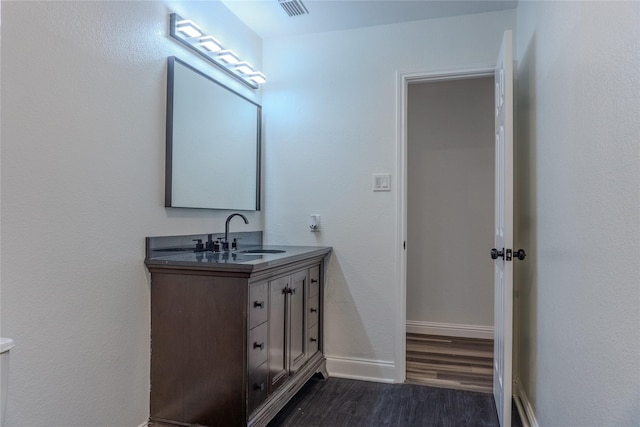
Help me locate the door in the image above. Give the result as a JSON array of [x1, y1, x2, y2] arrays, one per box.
[[492, 30, 513, 427], [268, 271, 308, 393], [269, 276, 289, 392], [289, 270, 307, 373]]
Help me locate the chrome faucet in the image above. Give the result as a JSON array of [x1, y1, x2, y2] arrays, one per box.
[[224, 213, 249, 250]]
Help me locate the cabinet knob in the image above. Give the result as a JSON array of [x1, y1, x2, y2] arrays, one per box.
[[310, 337, 317, 343], [253, 301, 264, 308], [311, 279, 318, 284], [310, 308, 317, 313], [254, 383, 265, 391], [253, 342, 264, 350]]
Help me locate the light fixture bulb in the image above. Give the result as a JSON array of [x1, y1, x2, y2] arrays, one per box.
[[218, 50, 240, 64], [234, 62, 254, 75], [176, 20, 202, 38], [248, 72, 267, 84], [199, 36, 222, 52]]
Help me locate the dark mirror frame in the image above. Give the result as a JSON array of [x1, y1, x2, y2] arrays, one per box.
[[165, 56, 262, 211]]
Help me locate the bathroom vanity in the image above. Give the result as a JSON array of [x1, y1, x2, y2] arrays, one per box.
[[145, 237, 331, 427]]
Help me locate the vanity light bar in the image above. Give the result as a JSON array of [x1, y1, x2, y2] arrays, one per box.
[[168, 13, 266, 89]]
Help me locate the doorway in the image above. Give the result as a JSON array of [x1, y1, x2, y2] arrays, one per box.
[[394, 67, 495, 384], [404, 76, 495, 390]]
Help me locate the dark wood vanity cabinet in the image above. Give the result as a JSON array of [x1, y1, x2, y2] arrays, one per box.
[[147, 249, 330, 427]]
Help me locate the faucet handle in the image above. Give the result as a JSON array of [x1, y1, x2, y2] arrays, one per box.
[[217, 237, 229, 251], [205, 234, 214, 251], [212, 238, 223, 252], [192, 239, 204, 251]]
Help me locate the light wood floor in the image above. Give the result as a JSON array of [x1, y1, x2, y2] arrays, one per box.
[[406, 333, 494, 394]]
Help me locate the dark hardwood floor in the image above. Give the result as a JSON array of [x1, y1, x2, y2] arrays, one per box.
[[151, 334, 524, 427], [268, 376, 500, 427]]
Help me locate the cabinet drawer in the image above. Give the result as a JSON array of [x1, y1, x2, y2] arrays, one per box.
[[249, 322, 268, 372], [309, 265, 320, 298], [308, 294, 319, 327], [249, 282, 268, 329], [248, 361, 269, 415], [307, 322, 319, 357]]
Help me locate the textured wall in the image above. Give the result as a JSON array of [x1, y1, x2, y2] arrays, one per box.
[[406, 78, 494, 328], [262, 10, 515, 375], [515, 1, 640, 425], [0, 1, 262, 425]]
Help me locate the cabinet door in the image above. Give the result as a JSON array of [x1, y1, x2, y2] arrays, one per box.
[[306, 265, 321, 360], [268, 276, 289, 392], [306, 293, 320, 359], [289, 270, 307, 374]]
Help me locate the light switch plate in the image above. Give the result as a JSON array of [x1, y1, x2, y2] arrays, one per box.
[[373, 173, 391, 191]]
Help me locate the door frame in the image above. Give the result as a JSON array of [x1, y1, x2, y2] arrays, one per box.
[[395, 65, 495, 383]]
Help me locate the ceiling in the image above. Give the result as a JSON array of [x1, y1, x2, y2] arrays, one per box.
[[220, 0, 518, 39]]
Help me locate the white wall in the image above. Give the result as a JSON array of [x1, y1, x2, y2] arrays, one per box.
[[406, 78, 494, 329], [262, 10, 515, 378], [515, 1, 640, 425], [0, 2, 263, 425]]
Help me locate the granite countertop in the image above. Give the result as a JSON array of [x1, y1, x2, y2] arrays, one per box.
[[145, 244, 332, 274]]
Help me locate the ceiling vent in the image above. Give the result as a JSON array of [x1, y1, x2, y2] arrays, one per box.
[[278, 0, 309, 17]]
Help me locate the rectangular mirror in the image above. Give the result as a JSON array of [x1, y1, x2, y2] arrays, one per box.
[[165, 56, 261, 210]]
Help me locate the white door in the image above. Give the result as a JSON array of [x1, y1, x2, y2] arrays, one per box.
[[493, 30, 514, 427]]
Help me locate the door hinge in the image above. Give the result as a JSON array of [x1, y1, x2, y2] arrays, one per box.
[[403, 241, 406, 250]]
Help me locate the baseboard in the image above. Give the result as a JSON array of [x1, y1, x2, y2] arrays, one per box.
[[406, 320, 494, 340], [514, 380, 540, 427], [325, 355, 396, 383]]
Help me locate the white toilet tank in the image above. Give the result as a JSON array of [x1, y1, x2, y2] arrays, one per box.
[[0, 338, 14, 427]]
